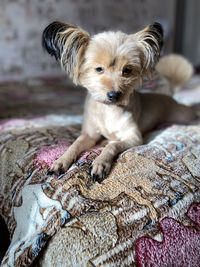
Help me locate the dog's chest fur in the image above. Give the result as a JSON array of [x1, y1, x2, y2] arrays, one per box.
[[84, 94, 140, 141]]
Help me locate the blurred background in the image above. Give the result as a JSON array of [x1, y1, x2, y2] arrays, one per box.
[[0, 0, 199, 83], [0, 0, 200, 261]]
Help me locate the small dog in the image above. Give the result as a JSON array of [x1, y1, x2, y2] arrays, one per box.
[[42, 21, 196, 182]]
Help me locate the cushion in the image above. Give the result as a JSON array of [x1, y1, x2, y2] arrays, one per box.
[[1, 120, 200, 266]]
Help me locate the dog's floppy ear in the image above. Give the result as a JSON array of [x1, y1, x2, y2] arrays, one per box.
[[42, 21, 90, 84], [134, 22, 163, 75]]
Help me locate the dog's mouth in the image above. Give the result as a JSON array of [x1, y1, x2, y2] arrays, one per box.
[[104, 100, 117, 105], [101, 98, 127, 107], [95, 99, 113, 105], [91, 93, 128, 107]]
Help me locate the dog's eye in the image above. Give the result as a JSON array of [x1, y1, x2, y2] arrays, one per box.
[[95, 67, 104, 73], [122, 66, 133, 77]]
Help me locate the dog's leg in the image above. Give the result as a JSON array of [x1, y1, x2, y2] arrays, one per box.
[[50, 133, 100, 175], [91, 131, 142, 182]]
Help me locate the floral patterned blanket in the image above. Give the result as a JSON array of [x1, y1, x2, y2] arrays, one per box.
[[0, 78, 200, 267]]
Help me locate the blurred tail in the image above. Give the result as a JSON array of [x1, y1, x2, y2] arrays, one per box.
[[156, 54, 194, 94]]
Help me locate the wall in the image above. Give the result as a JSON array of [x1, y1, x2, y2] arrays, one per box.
[[0, 0, 176, 82], [182, 0, 200, 66]]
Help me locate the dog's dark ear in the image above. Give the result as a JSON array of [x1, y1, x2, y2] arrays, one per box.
[[134, 22, 163, 74], [42, 21, 90, 83]]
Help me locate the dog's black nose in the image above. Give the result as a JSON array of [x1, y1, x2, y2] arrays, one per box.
[[107, 91, 122, 102]]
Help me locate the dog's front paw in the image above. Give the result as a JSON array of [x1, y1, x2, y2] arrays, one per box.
[[90, 158, 111, 183], [49, 156, 73, 176]]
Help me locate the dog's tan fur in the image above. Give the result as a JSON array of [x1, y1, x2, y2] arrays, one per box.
[[156, 53, 194, 93], [42, 22, 196, 181]]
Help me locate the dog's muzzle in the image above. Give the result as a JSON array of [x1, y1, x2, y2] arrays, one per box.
[[107, 91, 122, 102]]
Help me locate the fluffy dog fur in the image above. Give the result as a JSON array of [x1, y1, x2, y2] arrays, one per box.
[[42, 21, 196, 182], [156, 54, 194, 93]]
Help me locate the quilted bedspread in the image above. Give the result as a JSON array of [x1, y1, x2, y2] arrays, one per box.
[[0, 78, 200, 267]]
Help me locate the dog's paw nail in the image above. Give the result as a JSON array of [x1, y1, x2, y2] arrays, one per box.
[[101, 171, 106, 180], [91, 174, 97, 180], [92, 174, 98, 181], [58, 169, 65, 176], [89, 166, 93, 174], [47, 170, 54, 175], [92, 174, 102, 183]]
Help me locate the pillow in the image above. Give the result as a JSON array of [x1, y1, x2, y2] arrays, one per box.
[[0, 115, 200, 266]]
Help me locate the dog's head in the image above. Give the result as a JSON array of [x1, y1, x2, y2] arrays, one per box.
[[42, 22, 163, 106]]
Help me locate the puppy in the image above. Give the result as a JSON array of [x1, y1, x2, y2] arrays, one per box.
[[42, 21, 196, 182]]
